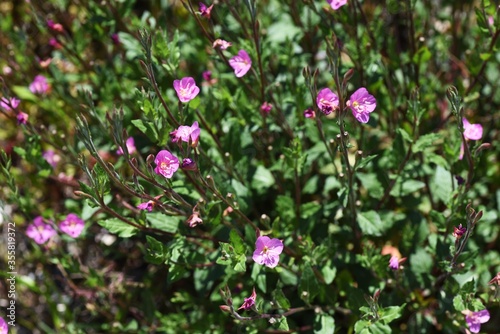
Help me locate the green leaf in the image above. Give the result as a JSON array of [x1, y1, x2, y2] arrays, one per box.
[[431, 165, 454, 204], [131, 119, 158, 142], [356, 154, 379, 170], [321, 260, 337, 285], [314, 313, 335, 334], [358, 211, 384, 237], [390, 179, 426, 197], [146, 213, 179, 233], [272, 288, 291, 310], [379, 304, 406, 324], [229, 229, 245, 254], [98, 218, 138, 238], [144, 235, 166, 264], [453, 295, 465, 312], [412, 133, 442, 153], [412, 46, 431, 64], [251, 165, 275, 193], [275, 317, 289, 330], [299, 264, 319, 302], [357, 173, 384, 199]]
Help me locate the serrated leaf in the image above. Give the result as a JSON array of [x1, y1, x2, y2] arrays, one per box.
[[229, 229, 245, 254], [396, 128, 413, 144], [358, 211, 384, 236], [98, 218, 138, 238]]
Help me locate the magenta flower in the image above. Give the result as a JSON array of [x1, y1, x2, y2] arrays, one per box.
[[347, 87, 376, 123], [463, 309, 490, 333], [59, 213, 85, 238], [173, 77, 200, 103], [389, 256, 400, 270], [154, 150, 180, 179], [460, 118, 483, 160], [0, 97, 20, 111], [47, 19, 64, 32], [238, 288, 257, 311], [304, 107, 316, 119], [327, 0, 347, 10], [213, 39, 232, 50], [0, 317, 7, 334], [202, 71, 212, 81], [17, 111, 28, 125], [260, 102, 272, 116], [229, 50, 252, 78], [187, 212, 203, 228], [182, 158, 197, 171], [452, 224, 466, 239], [26, 216, 57, 244], [252, 236, 283, 268], [111, 33, 120, 45], [138, 201, 155, 212], [199, 2, 214, 19], [43, 150, 61, 168], [316, 88, 339, 115], [49, 37, 62, 49], [29, 75, 49, 94], [463, 118, 483, 140], [116, 137, 137, 155], [170, 121, 200, 147]]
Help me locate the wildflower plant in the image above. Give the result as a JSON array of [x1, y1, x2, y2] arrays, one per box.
[[0, 0, 499, 333]]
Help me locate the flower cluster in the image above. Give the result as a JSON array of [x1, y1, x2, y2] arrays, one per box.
[[316, 87, 376, 123], [170, 121, 200, 148], [26, 214, 85, 244]]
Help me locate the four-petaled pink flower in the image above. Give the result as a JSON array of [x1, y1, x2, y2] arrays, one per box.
[[199, 2, 214, 19], [43, 149, 61, 168], [229, 50, 252, 78], [173, 77, 200, 103], [0, 317, 7, 334], [170, 121, 200, 147], [347, 87, 376, 123], [213, 39, 232, 50], [29, 75, 49, 94], [154, 150, 180, 179], [0, 97, 20, 111], [238, 288, 257, 311], [117, 137, 137, 155], [460, 118, 483, 160], [138, 200, 155, 212], [59, 213, 85, 238], [17, 111, 28, 125], [316, 88, 339, 115], [252, 236, 283, 268], [327, 0, 347, 10], [26, 216, 57, 244], [463, 309, 490, 333]]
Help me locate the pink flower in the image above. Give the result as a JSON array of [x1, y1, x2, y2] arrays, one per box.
[[26, 216, 57, 244], [260, 102, 272, 116], [452, 224, 466, 239], [213, 39, 232, 50], [182, 158, 197, 171], [303, 107, 316, 119], [59, 213, 85, 238], [316, 88, 339, 115], [460, 118, 483, 160], [47, 19, 64, 32], [327, 0, 347, 10], [138, 201, 155, 212], [199, 2, 214, 19], [116, 137, 137, 155], [347, 87, 376, 123], [252, 236, 283, 268], [17, 111, 28, 125], [388, 255, 406, 270], [29, 75, 49, 94], [0, 97, 20, 111], [154, 150, 180, 178], [43, 150, 61, 168], [0, 317, 7, 334], [463, 309, 490, 333], [463, 118, 483, 140], [49, 37, 62, 49], [203, 71, 212, 81], [111, 33, 120, 45], [238, 288, 257, 311], [173, 77, 200, 103], [229, 50, 252, 78], [187, 212, 203, 228], [170, 121, 200, 147]]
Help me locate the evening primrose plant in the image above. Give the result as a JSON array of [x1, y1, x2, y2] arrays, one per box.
[[0, 0, 499, 333]]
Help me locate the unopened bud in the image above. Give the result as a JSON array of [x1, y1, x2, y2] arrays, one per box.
[[260, 214, 270, 225], [219, 305, 231, 313], [146, 154, 154, 164]]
